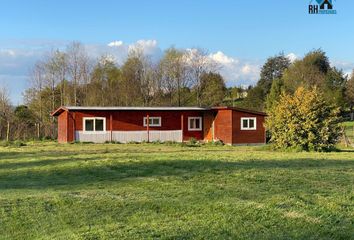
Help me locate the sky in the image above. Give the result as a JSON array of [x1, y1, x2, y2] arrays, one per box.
[[1, 0, 354, 104]]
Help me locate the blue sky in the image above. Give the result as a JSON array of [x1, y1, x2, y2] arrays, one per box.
[[1, 0, 354, 104]]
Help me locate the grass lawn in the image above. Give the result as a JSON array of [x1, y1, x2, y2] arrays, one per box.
[[0, 142, 353, 239], [343, 121, 354, 143]]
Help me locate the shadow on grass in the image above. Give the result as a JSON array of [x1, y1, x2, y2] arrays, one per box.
[[0, 157, 353, 190]]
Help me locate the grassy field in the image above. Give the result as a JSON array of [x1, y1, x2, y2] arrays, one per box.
[[0, 142, 353, 240], [343, 121, 354, 144]]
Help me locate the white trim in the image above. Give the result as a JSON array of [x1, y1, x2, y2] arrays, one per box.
[[188, 117, 202, 131], [83, 117, 106, 133], [241, 117, 257, 130], [143, 117, 161, 127]]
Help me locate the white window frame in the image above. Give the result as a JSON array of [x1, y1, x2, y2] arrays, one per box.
[[241, 117, 257, 130], [83, 117, 106, 133], [143, 117, 161, 127], [188, 117, 202, 131]]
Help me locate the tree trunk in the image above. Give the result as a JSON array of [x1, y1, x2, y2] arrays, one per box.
[[6, 121, 10, 142]]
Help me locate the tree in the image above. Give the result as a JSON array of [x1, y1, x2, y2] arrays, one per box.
[[265, 78, 284, 110], [200, 72, 226, 106], [258, 53, 290, 96], [241, 53, 290, 111], [345, 72, 354, 120], [282, 50, 346, 108], [88, 56, 122, 106], [266, 87, 341, 151], [0, 86, 12, 140], [13, 105, 37, 140], [184, 48, 218, 106], [121, 53, 144, 106], [238, 85, 265, 111], [158, 47, 190, 106], [66, 42, 90, 106]]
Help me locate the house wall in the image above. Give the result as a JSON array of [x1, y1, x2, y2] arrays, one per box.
[[67, 112, 75, 142], [64, 110, 205, 142], [203, 111, 215, 142], [232, 111, 266, 144], [213, 109, 233, 144], [56, 108, 266, 144], [57, 111, 68, 142]]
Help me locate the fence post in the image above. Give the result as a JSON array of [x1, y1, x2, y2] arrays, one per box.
[[6, 121, 10, 142], [147, 114, 149, 143]]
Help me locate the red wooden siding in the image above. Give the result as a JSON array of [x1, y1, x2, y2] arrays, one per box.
[[213, 109, 233, 144], [54, 107, 266, 144], [61, 110, 205, 142], [203, 111, 214, 142], [57, 111, 68, 142], [232, 111, 266, 144]]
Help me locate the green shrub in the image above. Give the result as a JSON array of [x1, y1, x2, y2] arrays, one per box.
[[182, 138, 200, 147], [0, 141, 27, 147], [164, 140, 178, 145], [212, 139, 224, 146], [266, 87, 341, 152], [0, 141, 10, 147]]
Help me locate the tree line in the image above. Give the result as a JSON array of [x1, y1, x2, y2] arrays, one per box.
[[0, 45, 353, 141], [0, 42, 227, 140], [239, 50, 354, 117]]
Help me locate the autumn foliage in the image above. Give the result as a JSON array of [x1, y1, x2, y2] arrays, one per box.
[[266, 87, 341, 151]]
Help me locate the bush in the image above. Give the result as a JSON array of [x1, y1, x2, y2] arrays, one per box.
[[104, 141, 121, 144], [0, 141, 27, 147], [182, 138, 200, 147], [266, 87, 341, 152], [212, 139, 224, 146]]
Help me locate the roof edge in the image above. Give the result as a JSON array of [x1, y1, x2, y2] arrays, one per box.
[[50, 106, 267, 116], [51, 106, 68, 116], [211, 106, 267, 116]]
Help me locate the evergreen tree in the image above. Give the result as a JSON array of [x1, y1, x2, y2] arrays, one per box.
[[266, 87, 341, 151], [265, 78, 284, 110], [200, 72, 226, 106]]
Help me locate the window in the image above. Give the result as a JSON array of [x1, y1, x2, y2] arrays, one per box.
[[188, 117, 202, 131], [83, 117, 106, 132], [241, 117, 256, 130], [143, 117, 161, 127]]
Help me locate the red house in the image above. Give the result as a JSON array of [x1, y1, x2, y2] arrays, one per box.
[[51, 106, 266, 145]]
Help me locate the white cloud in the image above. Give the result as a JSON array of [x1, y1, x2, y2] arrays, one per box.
[[209, 51, 238, 65], [331, 60, 354, 77], [286, 53, 298, 62], [2, 40, 354, 104], [107, 40, 124, 47], [208, 51, 261, 86]]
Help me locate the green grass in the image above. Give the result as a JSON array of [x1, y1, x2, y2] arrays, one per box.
[[0, 142, 353, 239], [343, 121, 354, 143]]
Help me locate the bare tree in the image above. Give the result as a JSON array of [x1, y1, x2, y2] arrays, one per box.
[[66, 41, 89, 106], [184, 48, 218, 106], [158, 47, 190, 106], [0, 86, 12, 140]]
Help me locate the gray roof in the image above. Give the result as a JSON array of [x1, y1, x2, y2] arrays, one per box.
[[51, 106, 267, 116], [64, 106, 208, 111]]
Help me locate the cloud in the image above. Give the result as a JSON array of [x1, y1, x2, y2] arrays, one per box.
[[209, 51, 238, 65], [330, 60, 354, 78], [107, 40, 123, 47], [89, 39, 162, 64], [0, 74, 28, 105], [209, 51, 261, 86], [2, 40, 354, 105], [286, 53, 298, 62]]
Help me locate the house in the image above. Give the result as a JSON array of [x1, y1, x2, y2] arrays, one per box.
[[51, 106, 266, 145], [320, 0, 333, 9]]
